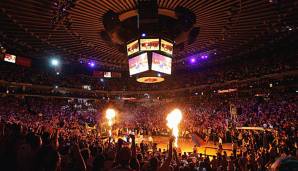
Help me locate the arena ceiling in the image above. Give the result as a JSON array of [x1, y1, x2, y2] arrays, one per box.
[[0, 0, 297, 70]]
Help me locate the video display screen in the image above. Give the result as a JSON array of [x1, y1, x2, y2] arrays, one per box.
[[140, 39, 159, 51], [128, 53, 149, 75], [160, 39, 173, 55], [4, 54, 16, 63], [104, 72, 112, 78], [127, 40, 139, 56], [151, 52, 172, 75]]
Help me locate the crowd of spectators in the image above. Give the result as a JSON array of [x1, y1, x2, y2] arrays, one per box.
[[0, 91, 297, 170], [0, 4, 297, 170]]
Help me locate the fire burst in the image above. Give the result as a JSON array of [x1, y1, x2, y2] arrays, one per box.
[[106, 108, 116, 137], [166, 109, 182, 147]]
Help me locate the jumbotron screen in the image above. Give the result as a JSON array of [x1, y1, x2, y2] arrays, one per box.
[[160, 39, 173, 55], [140, 39, 159, 51], [128, 53, 149, 75], [4, 54, 16, 63], [104, 72, 112, 78], [151, 52, 172, 75], [127, 40, 139, 56]]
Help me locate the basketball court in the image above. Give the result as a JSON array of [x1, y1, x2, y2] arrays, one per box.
[[135, 135, 233, 156]]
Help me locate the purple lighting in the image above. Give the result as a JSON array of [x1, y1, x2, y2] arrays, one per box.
[[201, 55, 208, 59], [88, 62, 95, 67], [190, 58, 196, 63]]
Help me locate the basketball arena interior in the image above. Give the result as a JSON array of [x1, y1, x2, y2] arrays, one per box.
[[0, 0, 297, 170]]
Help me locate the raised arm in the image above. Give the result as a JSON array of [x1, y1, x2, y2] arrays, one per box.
[[115, 138, 124, 165], [72, 142, 87, 171], [158, 136, 174, 171], [130, 134, 137, 158], [130, 134, 140, 171], [173, 147, 181, 168]]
